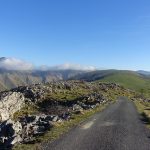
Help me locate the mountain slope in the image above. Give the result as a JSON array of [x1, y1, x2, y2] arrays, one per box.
[[0, 70, 85, 91], [137, 70, 150, 76], [72, 70, 150, 96], [99, 71, 150, 91]]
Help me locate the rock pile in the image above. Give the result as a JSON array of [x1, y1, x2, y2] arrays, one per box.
[[99, 83, 124, 92], [0, 114, 63, 147], [72, 93, 107, 113], [12, 85, 47, 102]]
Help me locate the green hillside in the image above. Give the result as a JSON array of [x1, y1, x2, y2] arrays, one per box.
[[72, 70, 150, 97], [98, 71, 150, 97]]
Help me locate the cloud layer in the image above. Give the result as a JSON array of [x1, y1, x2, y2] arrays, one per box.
[[0, 57, 96, 71], [0, 57, 34, 70], [49, 63, 96, 71]]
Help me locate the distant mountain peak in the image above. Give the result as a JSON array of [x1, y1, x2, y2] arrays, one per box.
[[137, 70, 150, 76]]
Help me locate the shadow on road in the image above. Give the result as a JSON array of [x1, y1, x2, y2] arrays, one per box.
[[140, 112, 150, 125]]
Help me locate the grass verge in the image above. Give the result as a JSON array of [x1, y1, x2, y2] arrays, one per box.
[[133, 100, 150, 128]]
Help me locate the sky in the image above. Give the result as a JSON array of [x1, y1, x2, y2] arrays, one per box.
[[0, 0, 150, 71]]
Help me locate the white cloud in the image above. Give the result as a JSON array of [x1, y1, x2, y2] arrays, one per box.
[[0, 57, 34, 70], [48, 63, 96, 71], [0, 57, 96, 71]]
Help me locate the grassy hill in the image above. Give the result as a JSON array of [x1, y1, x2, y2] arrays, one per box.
[[99, 71, 150, 94], [72, 70, 150, 97]]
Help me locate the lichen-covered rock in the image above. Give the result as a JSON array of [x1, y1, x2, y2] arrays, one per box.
[[0, 92, 25, 121]]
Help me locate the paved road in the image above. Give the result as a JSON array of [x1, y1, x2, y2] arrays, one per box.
[[42, 97, 150, 150]]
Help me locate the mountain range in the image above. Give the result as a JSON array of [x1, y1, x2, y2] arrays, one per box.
[[0, 69, 85, 91], [1, 57, 150, 93]]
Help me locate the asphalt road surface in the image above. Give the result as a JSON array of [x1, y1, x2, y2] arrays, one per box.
[[42, 97, 150, 150]]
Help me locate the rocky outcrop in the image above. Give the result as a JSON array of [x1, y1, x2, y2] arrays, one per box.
[[0, 113, 72, 147], [19, 115, 53, 144], [0, 115, 52, 147], [72, 95, 103, 114], [76, 93, 107, 109], [98, 83, 124, 92], [0, 92, 25, 121], [12, 85, 47, 102]]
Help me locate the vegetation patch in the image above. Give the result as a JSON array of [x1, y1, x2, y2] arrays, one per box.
[[133, 100, 150, 128], [98, 72, 150, 98], [13, 104, 39, 121]]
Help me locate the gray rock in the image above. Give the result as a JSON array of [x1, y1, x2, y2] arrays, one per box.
[[0, 92, 25, 121], [73, 104, 83, 111], [73, 104, 83, 114], [11, 135, 22, 145], [52, 116, 59, 122]]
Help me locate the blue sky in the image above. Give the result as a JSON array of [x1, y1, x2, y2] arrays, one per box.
[[0, 0, 150, 70]]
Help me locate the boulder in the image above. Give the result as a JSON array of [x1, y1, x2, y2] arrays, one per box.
[[0, 92, 25, 121], [52, 116, 59, 122]]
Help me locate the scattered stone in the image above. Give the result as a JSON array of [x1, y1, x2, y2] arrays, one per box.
[[73, 104, 83, 114], [52, 116, 59, 122]]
